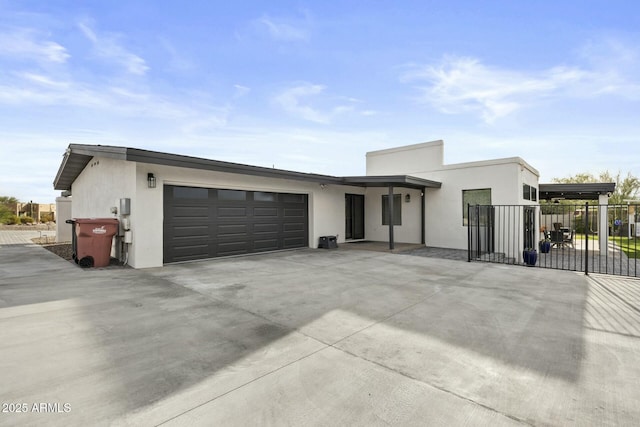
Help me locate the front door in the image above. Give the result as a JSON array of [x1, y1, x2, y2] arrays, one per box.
[[345, 194, 365, 240]]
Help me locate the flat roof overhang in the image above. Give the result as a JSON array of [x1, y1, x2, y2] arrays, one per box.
[[342, 175, 441, 190], [539, 183, 616, 200], [53, 144, 442, 191]]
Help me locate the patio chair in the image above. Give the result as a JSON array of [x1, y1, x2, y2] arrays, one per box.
[[550, 230, 564, 247], [563, 229, 574, 248]]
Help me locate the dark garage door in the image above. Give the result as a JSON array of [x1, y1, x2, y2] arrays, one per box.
[[163, 185, 308, 263]]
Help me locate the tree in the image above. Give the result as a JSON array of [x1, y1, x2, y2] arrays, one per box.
[[0, 196, 20, 224], [552, 171, 640, 205]]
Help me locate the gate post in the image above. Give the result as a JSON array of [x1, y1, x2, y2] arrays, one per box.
[[476, 204, 481, 257], [585, 202, 589, 275], [467, 204, 471, 262], [598, 194, 609, 257]]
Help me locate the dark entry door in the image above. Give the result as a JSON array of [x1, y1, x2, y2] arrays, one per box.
[[345, 194, 365, 240], [163, 185, 308, 263], [524, 206, 536, 250]]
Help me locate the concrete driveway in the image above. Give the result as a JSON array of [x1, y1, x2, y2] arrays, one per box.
[[1, 239, 639, 426]]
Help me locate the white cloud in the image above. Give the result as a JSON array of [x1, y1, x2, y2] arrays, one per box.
[[233, 84, 251, 98], [402, 56, 588, 123], [78, 21, 149, 75], [159, 37, 194, 72], [0, 71, 228, 127], [273, 83, 360, 124], [0, 28, 69, 63], [578, 38, 640, 99], [274, 83, 330, 123], [20, 72, 70, 89], [257, 15, 309, 42], [402, 43, 640, 123]]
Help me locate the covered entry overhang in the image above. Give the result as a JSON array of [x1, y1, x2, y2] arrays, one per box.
[[342, 175, 442, 249]]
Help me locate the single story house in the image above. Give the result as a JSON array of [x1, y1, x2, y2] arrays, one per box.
[[53, 140, 551, 269]]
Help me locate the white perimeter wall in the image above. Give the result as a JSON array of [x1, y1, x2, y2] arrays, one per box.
[[72, 156, 364, 268], [55, 196, 73, 242]]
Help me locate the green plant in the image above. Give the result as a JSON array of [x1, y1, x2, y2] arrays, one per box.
[[0, 207, 12, 224], [40, 212, 54, 222], [6, 215, 21, 225], [21, 216, 34, 224]]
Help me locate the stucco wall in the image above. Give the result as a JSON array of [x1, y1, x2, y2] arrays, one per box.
[[129, 162, 364, 268], [366, 143, 541, 252], [366, 140, 444, 175], [72, 157, 368, 268], [71, 141, 542, 267], [421, 162, 523, 250], [55, 197, 73, 243], [364, 187, 423, 244], [72, 157, 136, 219], [71, 157, 136, 262]]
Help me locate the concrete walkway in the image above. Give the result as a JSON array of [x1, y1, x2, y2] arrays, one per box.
[[1, 243, 639, 426], [0, 230, 56, 245]]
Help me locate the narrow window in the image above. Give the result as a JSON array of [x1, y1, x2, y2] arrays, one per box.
[[254, 192, 276, 202], [523, 184, 531, 201], [173, 186, 208, 199], [382, 194, 402, 225], [217, 189, 246, 201]]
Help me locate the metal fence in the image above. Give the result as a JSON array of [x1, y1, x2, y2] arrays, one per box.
[[467, 203, 639, 277]]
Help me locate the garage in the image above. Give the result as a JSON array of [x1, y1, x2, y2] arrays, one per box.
[[163, 185, 309, 263]]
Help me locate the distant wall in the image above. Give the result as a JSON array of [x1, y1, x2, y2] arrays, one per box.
[[55, 197, 72, 242]]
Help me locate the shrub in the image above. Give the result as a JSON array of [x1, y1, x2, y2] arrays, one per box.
[[6, 215, 21, 225], [40, 212, 54, 223], [0, 205, 13, 224], [21, 216, 34, 224]]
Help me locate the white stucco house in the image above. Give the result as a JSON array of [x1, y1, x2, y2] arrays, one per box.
[[54, 140, 545, 269]]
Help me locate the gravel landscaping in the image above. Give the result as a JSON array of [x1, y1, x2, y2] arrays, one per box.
[[40, 242, 74, 260]]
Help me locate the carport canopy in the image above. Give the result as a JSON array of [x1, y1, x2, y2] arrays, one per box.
[[538, 183, 616, 201]]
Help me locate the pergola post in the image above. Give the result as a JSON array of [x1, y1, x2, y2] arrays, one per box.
[[388, 185, 394, 250], [599, 193, 609, 255]]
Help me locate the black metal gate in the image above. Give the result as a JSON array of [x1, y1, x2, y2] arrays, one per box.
[[468, 203, 639, 277]]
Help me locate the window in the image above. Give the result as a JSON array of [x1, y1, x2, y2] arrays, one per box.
[[254, 192, 276, 202], [462, 189, 491, 225], [173, 186, 208, 199], [382, 194, 402, 225], [283, 194, 305, 203], [523, 184, 537, 201], [217, 189, 246, 201]]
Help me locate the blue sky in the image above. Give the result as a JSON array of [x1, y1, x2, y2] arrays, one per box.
[[1, 1, 639, 203]]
